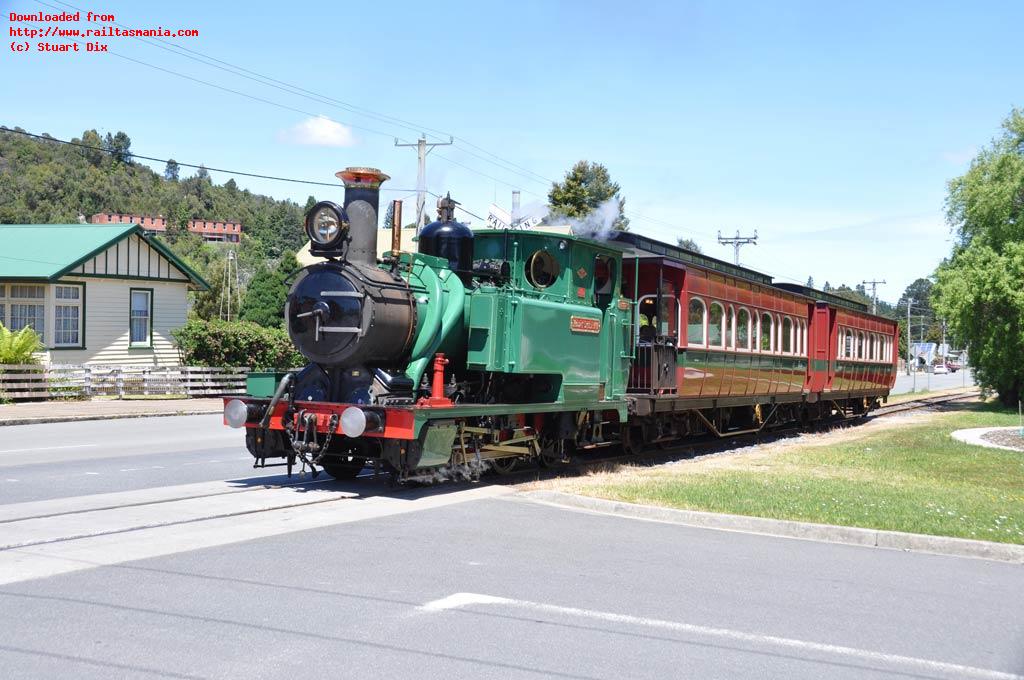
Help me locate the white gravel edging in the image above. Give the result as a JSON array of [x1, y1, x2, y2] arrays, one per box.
[[521, 490, 1024, 564], [951, 427, 1023, 451]]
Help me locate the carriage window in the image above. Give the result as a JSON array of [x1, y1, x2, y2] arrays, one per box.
[[525, 250, 560, 289], [687, 298, 706, 345], [782, 317, 793, 353], [726, 306, 735, 349], [857, 332, 865, 360], [737, 308, 750, 349], [637, 296, 658, 343], [708, 302, 725, 347], [760, 313, 773, 352], [844, 329, 853, 359]]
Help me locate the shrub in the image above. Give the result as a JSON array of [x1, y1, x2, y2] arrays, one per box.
[[172, 319, 304, 369], [0, 323, 43, 364]]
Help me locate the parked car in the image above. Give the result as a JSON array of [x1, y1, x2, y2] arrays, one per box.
[[933, 364, 949, 374]]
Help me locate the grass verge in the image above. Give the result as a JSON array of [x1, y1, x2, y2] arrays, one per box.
[[542, 401, 1024, 544]]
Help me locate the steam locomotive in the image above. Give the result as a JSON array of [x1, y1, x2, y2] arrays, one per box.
[[223, 166, 898, 481]]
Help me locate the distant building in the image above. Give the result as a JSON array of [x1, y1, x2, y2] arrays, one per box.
[[89, 213, 242, 243]]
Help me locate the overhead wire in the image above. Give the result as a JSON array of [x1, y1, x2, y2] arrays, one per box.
[[29, 1, 721, 241], [0, 127, 419, 192]]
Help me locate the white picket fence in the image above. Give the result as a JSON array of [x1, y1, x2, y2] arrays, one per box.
[[0, 364, 250, 401]]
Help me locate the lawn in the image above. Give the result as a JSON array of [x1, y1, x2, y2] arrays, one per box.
[[543, 401, 1024, 544]]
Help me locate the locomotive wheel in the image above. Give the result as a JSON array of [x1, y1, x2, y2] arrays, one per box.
[[491, 456, 518, 475], [320, 457, 366, 480], [538, 438, 570, 467]]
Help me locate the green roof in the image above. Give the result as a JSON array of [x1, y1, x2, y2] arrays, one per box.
[[0, 224, 209, 289]]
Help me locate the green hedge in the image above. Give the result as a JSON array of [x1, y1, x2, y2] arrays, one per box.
[[173, 319, 304, 369]]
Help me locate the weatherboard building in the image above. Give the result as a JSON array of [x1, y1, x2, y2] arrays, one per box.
[[0, 223, 208, 366]]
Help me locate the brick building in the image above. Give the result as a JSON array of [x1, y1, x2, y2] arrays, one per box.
[[89, 213, 242, 243]]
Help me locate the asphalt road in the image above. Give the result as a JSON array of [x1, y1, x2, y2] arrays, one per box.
[[892, 368, 975, 394], [2, 413, 1021, 680], [0, 415, 284, 504]]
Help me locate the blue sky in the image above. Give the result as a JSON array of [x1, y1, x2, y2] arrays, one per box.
[[3, 0, 1022, 300]]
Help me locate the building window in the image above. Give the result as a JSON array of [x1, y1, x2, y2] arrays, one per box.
[[687, 298, 706, 345], [129, 289, 152, 347], [53, 284, 83, 347], [708, 302, 725, 348], [9, 284, 45, 338], [736, 308, 750, 350]]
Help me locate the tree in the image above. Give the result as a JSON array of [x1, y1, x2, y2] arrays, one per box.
[[823, 281, 832, 292], [163, 159, 180, 181], [102, 131, 132, 164], [806, 276, 815, 289], [78, 129, 104, 166], [239, 251, 301, 327], [934, 242, 1024, 405], [677, 237, 701, 253], [548, 160, 629, 231], [934, 109, 1024, 405], [946, 108, 1024, 249]]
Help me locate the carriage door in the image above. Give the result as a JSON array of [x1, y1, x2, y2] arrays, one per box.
[[808, 301, 834, 393]]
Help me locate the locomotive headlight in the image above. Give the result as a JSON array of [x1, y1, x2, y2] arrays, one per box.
[[305, 201, 348, 246]]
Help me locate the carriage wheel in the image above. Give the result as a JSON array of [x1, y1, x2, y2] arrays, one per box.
[[622, 424, 645, 455]]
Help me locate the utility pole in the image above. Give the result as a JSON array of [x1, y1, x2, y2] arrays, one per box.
[[906, 298, 914, 377], [394, 134, 453, 233], [717, 229, 758, 265], [861, 279, 886, 314]]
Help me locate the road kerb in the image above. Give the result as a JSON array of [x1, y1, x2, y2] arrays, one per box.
[[521, 490, 1024, 564], [0, 409, 223, 427]]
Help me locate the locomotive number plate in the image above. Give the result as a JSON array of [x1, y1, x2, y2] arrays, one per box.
[[570, 316, 602, 334]]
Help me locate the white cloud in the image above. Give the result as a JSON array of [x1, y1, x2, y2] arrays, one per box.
[[278, 115, 355, 147]]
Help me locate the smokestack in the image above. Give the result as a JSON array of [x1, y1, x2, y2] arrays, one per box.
[[335, 167, 390, 267]]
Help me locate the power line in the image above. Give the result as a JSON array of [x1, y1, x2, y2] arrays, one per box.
[[33, 0, 714, 239], [27, 5, 718, 241], [0, 127, 419, 192]]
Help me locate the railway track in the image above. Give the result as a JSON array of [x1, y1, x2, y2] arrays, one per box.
[[3, 389, 980, 551], [491, 388, 985, 486], [873, 389, 981, 416]]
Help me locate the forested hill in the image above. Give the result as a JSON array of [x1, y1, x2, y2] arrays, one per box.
[[0, 127, 308, 258]]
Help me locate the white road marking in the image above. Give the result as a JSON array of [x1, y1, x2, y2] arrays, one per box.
[[5, 479, 18, 482], [0, 444, 98, 455], [420, 592, 1023, 680], [84, 472, 99, 476]]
